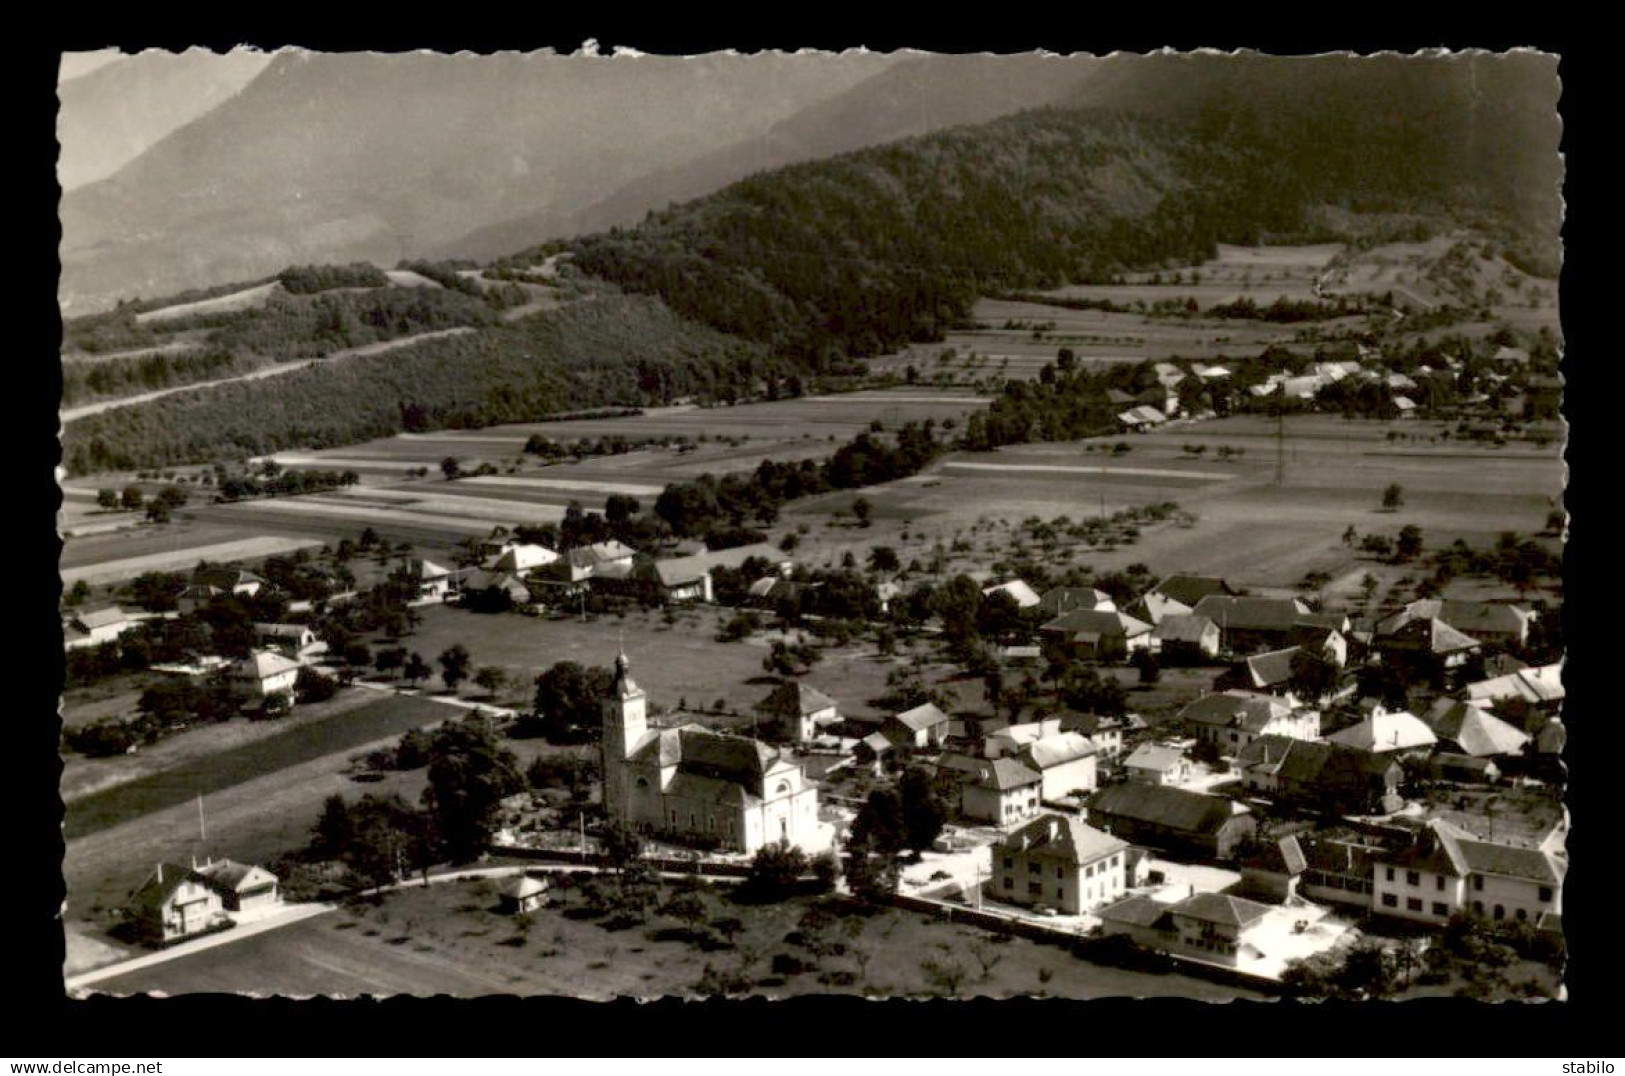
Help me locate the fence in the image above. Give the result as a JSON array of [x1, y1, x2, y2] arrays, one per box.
[[488, 843, 755, 878]]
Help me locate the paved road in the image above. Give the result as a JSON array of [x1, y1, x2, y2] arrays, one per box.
[[60, 327, 477, 423]]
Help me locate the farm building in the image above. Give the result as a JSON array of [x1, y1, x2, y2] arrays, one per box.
[[1379, 600, 1535, 647], [407, 558, 458, 601], [883, 702, 952, 750], [192, 567, 265, 597], [458, 570, 534, 606], [63, 606, 133, 651], [1236, 835, 1308, 904], [1237, 736, 1402, 815], [1037, 586, 1116, 618], [1373, 617, 1481, 680], [1151, 614, 1221, 663], [486, 542, 559, 574], [1039, 608, 1153, 664], [1190, 595, 1312, 655], [1085, 783, 1256, 862], [988, 814, 1128, 915]]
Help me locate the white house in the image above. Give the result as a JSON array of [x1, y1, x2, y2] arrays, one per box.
[[230, 649, 301, 702], [127, 863, 229, 944], [1123, 743, 1192, 786], [1373, 820, 1565, 928], [959, 758, 1043, 826], [195, 858, 281, 915], [989, 814, 1128, 915]]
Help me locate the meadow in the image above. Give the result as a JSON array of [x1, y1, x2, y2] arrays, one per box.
[[94, 876, 1268, 1000]]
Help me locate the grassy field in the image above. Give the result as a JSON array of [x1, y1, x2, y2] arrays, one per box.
[[94, 877, 1268, 1000], [388, 603, 909, 724], [59, 528, 326, 584], [780, 413, 1562, 603]]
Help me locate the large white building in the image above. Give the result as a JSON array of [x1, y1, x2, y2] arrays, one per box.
[[600, 650, 829, 854]]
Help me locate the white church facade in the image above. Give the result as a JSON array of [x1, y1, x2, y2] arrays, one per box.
[[600, 650, 830, 854]]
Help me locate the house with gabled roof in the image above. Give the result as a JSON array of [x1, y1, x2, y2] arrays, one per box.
[[126, 863, 229, 944], [1324, 707, 1437, 754], [1152, 614, 1221, 663], [1178, 690, 1316, 754], [1097, 890, 1275, 968], [990, 814, 1128, 914], [754, 681, 839, 743], [1464, 662, 1564, 711], [485, 542, 559, 574], [1145, 574, 1238, 615], [883, 702, 952, 750], [406, 558, 458, 601], [1216, 645, 1332, 701], [1123, 742, 1193, 786], [1039, 608, 1153, 664], [1238, 735, 1402, 814], [63, 606, 133, 651], [229, 649, 301, 703], [1085, 782, 1256, 862], [1424, 699, 1531, 758], [194, 858, 280, 915], [1380, 599, 1534, 647], [254, 622, 327, 663], [1374, 616, 1481, 680], [1373, 819, 1565, 928], [1014, 732, 1100, 803], [1237, 835, 1308, 903], [1037, 586, 1116, 619], [960, 757, 1043, 826], [1191, 595, 1311, 654]]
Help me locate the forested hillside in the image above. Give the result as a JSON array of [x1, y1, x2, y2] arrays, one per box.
[[539, 109, 1321, 367], [61, 294, 767, 474]]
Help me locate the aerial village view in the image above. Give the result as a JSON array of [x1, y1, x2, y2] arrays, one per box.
[[54, 47, 1566, 1003]]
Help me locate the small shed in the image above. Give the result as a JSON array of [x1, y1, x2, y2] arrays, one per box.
[[499, 874, 550, 915]]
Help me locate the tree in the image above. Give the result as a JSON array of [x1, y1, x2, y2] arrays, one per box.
[[295, 665, 339, 704], [851, 497, 872, 527], [421, 717, 524, 862], [402, 652, 432, 688], [601, 821, 645, 873], [1131, 649, 1161, 685], [473, 666, 507, 697], [437, 644, 472, 692], [440, 456, 462, 481], [1382, 483, 1405, 511], [343, 793, 418, 889], [661, 889, 710, 940], [1341, 524, 1357, 547], [920, 947, 973, 996], [867, 546, 901, 574], [121, 486, 144, 511], [898, 767, 950, 852], [374, 646, 406, 677], [848, 787, 906, 857], [96, 489, 119, 510], [65, 579, 92, 606], [311, 793, 354, 860], [1287, 649, 1338, 704], [144, 500, 172, 524], [1395, 525, 1424, 563], [743, 842, 808, 901]]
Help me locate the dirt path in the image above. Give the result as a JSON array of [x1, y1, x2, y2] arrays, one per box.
[[60, 326, 477, 423]]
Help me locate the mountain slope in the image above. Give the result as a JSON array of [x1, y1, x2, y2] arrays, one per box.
[[56, 48, 272, 191], [437, 51, 1106, 260], [58, 49, 895, 314], [1072, 50, 1562, 268]]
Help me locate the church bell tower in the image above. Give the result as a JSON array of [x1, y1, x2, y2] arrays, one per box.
[[601, 648, 648, 819]]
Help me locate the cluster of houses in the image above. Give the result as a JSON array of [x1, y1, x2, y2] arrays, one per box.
[[413, 537, 795, 611]]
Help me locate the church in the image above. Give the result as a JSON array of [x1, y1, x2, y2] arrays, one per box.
[[600, 649, 830, 854]]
